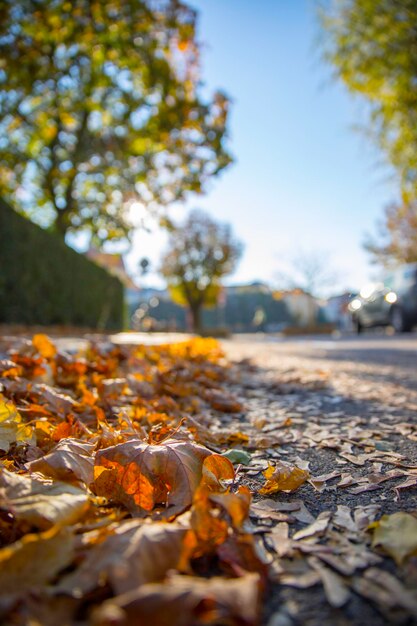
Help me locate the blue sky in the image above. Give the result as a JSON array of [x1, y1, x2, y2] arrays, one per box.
[[127, 0, 397, 294]]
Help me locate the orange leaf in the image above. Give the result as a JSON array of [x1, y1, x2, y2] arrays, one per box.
[[201, 454, 235, 491], [259, 461, 309, 495], [93, 439, 212, 517], [32, 334, 56, 360]]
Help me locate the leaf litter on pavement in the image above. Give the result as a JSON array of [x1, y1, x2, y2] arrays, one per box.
[[0, 334, 416, 625]]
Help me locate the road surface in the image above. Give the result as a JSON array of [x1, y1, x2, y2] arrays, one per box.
[[220, 333, 417, 626]]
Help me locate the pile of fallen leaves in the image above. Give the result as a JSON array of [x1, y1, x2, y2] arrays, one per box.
[[1, 334, 417, 625], [0, 334, 273, 626]]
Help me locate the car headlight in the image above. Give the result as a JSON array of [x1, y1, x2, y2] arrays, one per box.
[[384, 291, 397, 304], [349, 298, 362, 311]]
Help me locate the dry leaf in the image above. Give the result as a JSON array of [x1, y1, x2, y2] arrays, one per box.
[[91, 572, 261, 626], [0, 469, 89, 529], [27, 438, 95, 485], [205, 389, 243, 413], [0, 526, 75, 595], [309, 556, 350, 608], [259, 461, 309, 495], [32, 334, 57, 360], [293, 511, 332, 540], [59, 520, 187, 596], [0, 394, 35, 451], [93, 439, 212, 517], [371, 512, 417, 565]]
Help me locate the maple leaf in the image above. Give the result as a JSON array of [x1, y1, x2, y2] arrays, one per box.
[[26, 438, 95, 485], [91, 572, 261, 626], [93, 438, 213, 517], [0, 469, 89, 529], [59, 520, 187, 597], [260, 461, 309, 495]]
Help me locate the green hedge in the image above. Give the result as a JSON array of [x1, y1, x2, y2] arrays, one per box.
[[0, 199, 124, 329]]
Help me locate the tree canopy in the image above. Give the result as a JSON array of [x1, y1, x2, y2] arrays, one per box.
[[0, 0, 232, 244], [321, 0, 417, 201], [160, 209, 243, 332]]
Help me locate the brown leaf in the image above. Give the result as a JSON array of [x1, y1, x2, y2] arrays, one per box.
[[91, 572, 261, 626], [0, 469, 89, 529], [59, 520, 187, 596], [26, 438, 95, 485], [93, 438, 212, 517], [205, 389, 243, 413], [31, 383, 77, 418]]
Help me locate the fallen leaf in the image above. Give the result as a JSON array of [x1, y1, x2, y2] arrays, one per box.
[[32, 334, 57, 360], [394, 475, 417, 498], [266, 522, 293, 557], [293, 511, 332, 540], [222, 449, 252, 465], [0, 526, 75, 595], [27, 438, 95, 485], [333, 505, 357, 533], [59, 520, 187, 596], [0, 469, 89, 529], [309, 556, 350, 608], [91, 572, 261, 626], [259, 461, 309, 495], [93, 438, 212, 517], [0, 394, 35, 451], [205, 389, 243, 413], [371, 512, 417, 565], [353, 568, 417, 617]]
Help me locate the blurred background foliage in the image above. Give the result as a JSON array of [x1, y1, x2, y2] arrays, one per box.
[[321, 0, 417, 265], [0, 0, 232, 247]]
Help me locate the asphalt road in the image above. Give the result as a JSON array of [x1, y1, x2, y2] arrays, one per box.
[[220, 332, 417, 626], [223, 331, 417, 373]]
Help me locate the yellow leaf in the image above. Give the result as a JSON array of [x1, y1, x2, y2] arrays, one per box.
[[0, 394, 34, 451], [372, 512, 417, 565], [259, 461, 309, 495]]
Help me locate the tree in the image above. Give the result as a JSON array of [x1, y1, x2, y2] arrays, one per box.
[[320, 1, 417, 202], [160, 209, 243, 333], [364, 201, 417, 265], [274, 250, 339, 297], [0, 1, 232, 245]]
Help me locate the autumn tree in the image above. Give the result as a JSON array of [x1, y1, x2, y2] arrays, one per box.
[[320, 0, 417, 202], [0, 1, 231, 245], [364, 201, 417, 266], [160, 210, 243, 333]]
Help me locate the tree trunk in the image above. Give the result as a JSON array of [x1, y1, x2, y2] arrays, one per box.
[[55, 209, 70, 238], [190, 303, 203, 334]]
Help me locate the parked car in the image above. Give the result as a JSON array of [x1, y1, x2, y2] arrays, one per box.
[[349, 264, 417, 333]]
